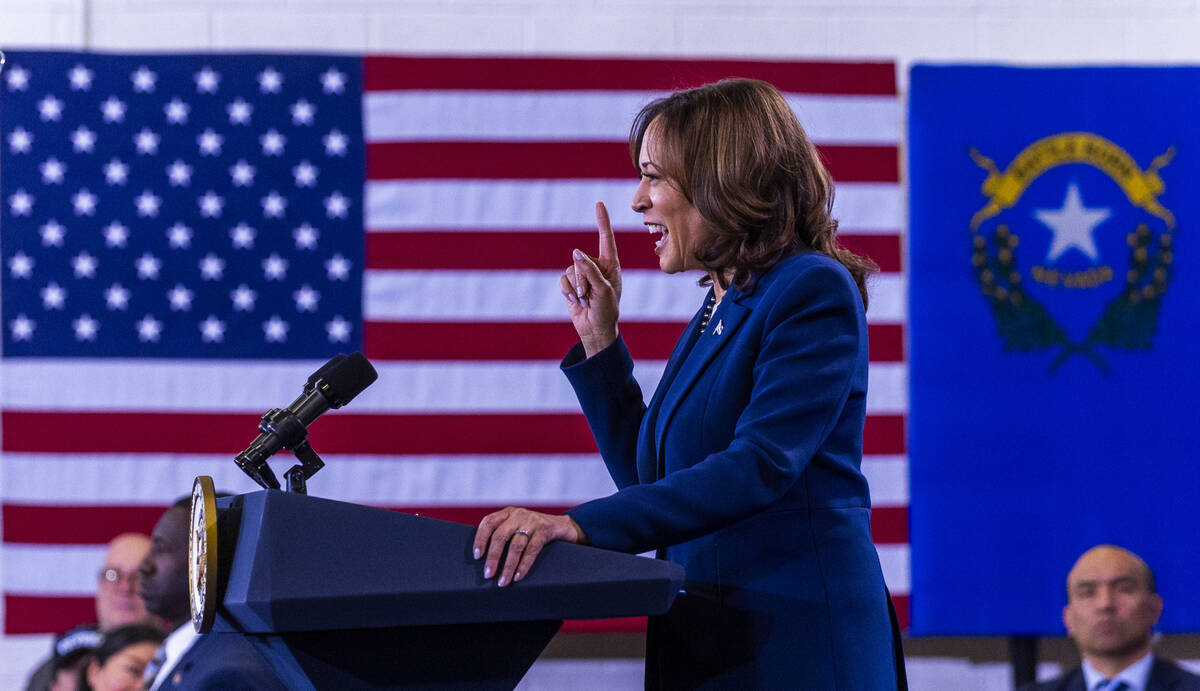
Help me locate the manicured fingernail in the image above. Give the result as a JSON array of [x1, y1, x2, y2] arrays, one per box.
[[498, 575, 508, 587], [566, 292, 577, 304], [573, 249, 584, 260], [581, 298, 590, 309], [473, 548, 481, 560], [514, 571, 523, 582], [484, 566, 493, 578]]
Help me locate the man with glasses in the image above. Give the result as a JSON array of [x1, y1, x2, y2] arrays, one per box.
[[24, 533, 158, 690]]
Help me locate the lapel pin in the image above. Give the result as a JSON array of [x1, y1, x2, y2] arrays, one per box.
[[714, 320, 724, 335]]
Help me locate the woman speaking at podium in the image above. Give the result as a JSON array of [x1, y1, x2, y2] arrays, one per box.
[[475, 78, 902, 689]]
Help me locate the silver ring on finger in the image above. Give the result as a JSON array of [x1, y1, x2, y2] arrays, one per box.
[[513, 529, 531, 539]]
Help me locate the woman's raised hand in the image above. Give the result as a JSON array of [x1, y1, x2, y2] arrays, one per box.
[[561, 202, 622, 357]]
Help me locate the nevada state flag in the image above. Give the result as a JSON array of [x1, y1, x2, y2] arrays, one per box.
[[908, 66, 1200, 635]]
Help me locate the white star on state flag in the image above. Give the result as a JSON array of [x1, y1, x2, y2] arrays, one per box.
[[10, 314, 36, 341], [1034, 182, 1110, 263], [104, 158, 130, 185], [8, 252, 34, 279], [40, 220, 66, 246], [105, 283, 131, 310], [167, 222, 193, 249], [325, 315, 351, 343], [72, 189, 97, 216], [41, 282, 67, 309], [131, 66, 157, 93], [258, 67, 284, 94], [72, 252, 98, 279], [104, 221, 129, 248], [200, 315, 226, 343], [68, 64, 94, 91], [167, 284, 194, 311], [195, 67, 220, 94], [136, 252, 162, 280], [263, 315, 290, 343], [101, 96, 127, 123], [9, 127, 33, 154], [136, 315, 164, 342], [165, 98, 191, 124], [231, 284, 257, 311], [5, 65, 31, 91], [38, 95, 64, 122], [320, 68, 346, 95], [199, 253, 225, 280], [73, 314, 100, 341], [40, 158, 66, 184]]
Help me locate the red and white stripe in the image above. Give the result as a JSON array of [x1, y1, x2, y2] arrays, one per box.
[[1, 57, 906, 635]]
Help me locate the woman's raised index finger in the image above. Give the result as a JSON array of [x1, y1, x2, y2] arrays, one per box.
[[595, 201, 619, 262]]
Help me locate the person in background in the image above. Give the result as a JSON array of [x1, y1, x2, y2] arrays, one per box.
[[79, 624, 164, 691], [1020, 545, 1200, 691], [25, 534, 157, 691], [44, 626, 102, 691], [138, 498, 285, 690]]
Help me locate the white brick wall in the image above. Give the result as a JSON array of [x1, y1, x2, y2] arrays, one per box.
[[3, 0, 1200, 688]]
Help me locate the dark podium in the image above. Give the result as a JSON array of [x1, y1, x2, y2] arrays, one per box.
[[194, 487, 685, 690]]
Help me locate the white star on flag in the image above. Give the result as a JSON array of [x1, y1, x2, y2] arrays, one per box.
[[325, 315, 351, 342], [71, 126, 96, 153], [263, 315, 289, 343], [68, 64, 94, 91], [263, 253, 288, 280], [167, 160, 193, 186], [258, 67, 283, 94], [293, 284, 320, 312], [230, 160, 256, 187], [325, 254, 351, 280], [198, 191, 224, 218], [41, 282, 67, 309], [39, 95, 64, 122], [231, 284, 257, 311], [323, 129, 347, 156], [5, 65, 31, 91], [261, 129, 286, 156], [10, 314, 36, 341], [167, 284, 194, 311], [101, 96, 127, 123], [9, 127, 34, 153], [165, 98, 190, 124], [195, 66, 220, 94], [104, 283, 131, 310], [198, 129, 224, 156], [320, 67, 345, 94], [228, 99, 253, 125], [167, 223, 193, 249], [71, 189, 97, 216], [135, 190, 162, 217], [71, 252, 98, 279], [230, 222, 256, 249], [131, 66, 157, 93], [9, 252, 35, 279], [293, 161, 318, 187], [324, 191, 349, 218], [293, 223, 319, 249], [135, 128, 161, 155], [136, 315, 163, 342], [40, 158, 66, 184], [40, 220, 65, 246], [262, 191, 286, 218], [103, 158, 130, 185], [199, 253, 225, 280], [1034, 182, 1110, 263], [291, 99, 316, 125], [135, 253, 162, 280], [73, 314, 100, 341], [199, 315, 226, 343], [104, 222, 129, 248]]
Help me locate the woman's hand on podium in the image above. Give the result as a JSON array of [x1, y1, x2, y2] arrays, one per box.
[[473, 507, 588, 587]]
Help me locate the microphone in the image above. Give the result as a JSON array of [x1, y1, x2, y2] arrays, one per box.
[[235, 352, 378, 489]]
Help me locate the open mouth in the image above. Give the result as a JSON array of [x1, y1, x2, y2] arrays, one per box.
[[648, 224, 668, 252]]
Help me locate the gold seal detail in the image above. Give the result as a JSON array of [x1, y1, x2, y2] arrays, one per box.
[[189, 475, 219, 633]]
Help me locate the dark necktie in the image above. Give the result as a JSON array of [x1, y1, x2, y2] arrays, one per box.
[[1094, 679, 1130, 691]]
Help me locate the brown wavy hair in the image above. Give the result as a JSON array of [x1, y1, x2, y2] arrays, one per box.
[[629, 78, 877, 308]]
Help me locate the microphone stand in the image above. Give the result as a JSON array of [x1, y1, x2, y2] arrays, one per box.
[[235, 407, 327, 495]]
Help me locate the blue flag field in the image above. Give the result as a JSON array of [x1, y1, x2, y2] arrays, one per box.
[[908, 66, 1200, 635]]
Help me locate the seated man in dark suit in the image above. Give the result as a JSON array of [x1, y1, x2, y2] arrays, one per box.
[[1021, 544, 1200, 691], [139, 497, 287, 691]]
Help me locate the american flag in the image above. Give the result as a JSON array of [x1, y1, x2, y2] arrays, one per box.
[[0, 53, 906, 636]]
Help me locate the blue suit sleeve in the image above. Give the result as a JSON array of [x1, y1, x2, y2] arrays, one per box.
[[560, 336, 646, 490], [567, 264, 865, 553]]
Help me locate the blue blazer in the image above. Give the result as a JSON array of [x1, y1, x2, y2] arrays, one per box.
[[156, 632, 286, 691], [1018, 658, 1200, 691], [564, 253, 897, 689]]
